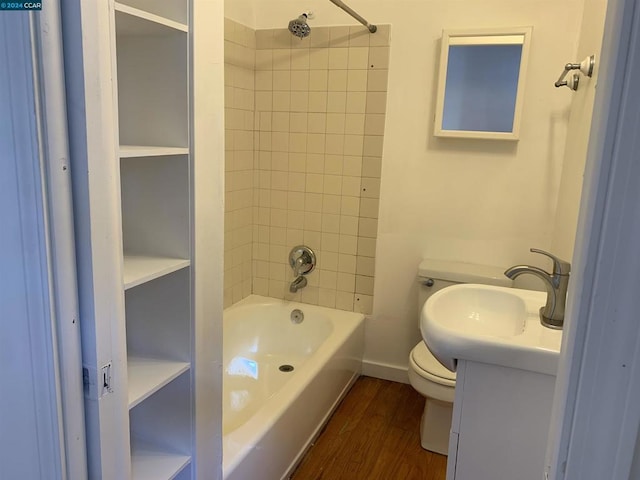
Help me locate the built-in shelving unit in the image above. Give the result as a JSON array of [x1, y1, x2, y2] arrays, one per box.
[[115, 3, 188, 34], [130, 437, 191, 480], [127, 357, 190, 408], [123, 256, 190, 290], [120, 145, 189, 158], [113, 0, 192, 477]]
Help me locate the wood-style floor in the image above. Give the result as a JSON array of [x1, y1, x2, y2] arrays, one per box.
[[290, 376, 448, 480]]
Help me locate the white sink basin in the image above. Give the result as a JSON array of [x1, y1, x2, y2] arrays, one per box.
[[421, 284, 563, 375]]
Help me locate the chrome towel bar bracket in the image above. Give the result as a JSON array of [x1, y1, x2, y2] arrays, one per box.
[[555, 54, 595, 91]]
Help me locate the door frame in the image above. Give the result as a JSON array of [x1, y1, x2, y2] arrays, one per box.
[[546, 0, 640, 478]]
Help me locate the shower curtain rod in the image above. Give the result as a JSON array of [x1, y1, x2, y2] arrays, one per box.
[[328, 0, 377, 33]]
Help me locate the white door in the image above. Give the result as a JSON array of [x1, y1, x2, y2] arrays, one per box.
[[546, 0, 640, 478], [0, 9, 87, 480]]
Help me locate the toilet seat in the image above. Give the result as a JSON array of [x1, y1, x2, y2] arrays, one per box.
[[410, 341, 456, 387]]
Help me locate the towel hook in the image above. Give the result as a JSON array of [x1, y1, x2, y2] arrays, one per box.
[[555, 55, 595, 91]]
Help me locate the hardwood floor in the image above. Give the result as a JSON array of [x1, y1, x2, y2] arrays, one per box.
[[290, 376, 448, 480]]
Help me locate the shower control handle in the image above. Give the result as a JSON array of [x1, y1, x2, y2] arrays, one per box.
[[289, 245, 316, 276]]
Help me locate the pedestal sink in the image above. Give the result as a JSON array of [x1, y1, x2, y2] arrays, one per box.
[[421, 284, 564, 480], [421, 284, 562, 375]]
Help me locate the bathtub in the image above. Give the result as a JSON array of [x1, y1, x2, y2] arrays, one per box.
[[222, 295, 365, 480]]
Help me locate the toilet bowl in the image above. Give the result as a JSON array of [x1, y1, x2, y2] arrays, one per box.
[[409, 259, 512, 455], [408, 341, 455, 455]]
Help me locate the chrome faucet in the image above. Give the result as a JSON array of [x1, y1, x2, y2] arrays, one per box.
[[504, 248, 571, 329], [288, 245, 316, 293], [290, 275, 307, 293]]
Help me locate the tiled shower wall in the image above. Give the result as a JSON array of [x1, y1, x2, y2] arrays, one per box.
[[224, 19, 255, 307], [251, 26, 389, 314], [224, 19, 390, 314]]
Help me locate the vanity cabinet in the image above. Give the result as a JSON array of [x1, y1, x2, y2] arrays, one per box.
[[446, 360, 556, 480]]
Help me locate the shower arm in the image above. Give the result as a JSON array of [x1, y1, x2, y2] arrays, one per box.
[[328, 0, 377, 33]]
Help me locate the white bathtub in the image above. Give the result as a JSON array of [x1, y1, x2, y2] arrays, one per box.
[[222, 295, 365, 480]]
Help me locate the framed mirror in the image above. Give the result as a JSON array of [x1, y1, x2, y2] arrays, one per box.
[[434, 27, 532, 140]]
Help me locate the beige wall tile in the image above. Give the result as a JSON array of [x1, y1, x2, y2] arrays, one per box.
[[347, 70, 368, 92], [358, 217, 378, 238], [290, 49, 310, 70], [356, 256, 375, 276], [323, 175, 343, 195], [349, 26, 370, 47], [367, 69, 388, 92], [308, 91, 328, 112], [360, 197, 380, 218], [324, 154, 343, 175], [326, 113, 346, 134], [309, 70, 329, 91], [273, 70, 291, 91], [321, 232, 340, 252], [365, 91, 387, 115], [354, 294, 373, 314], [225, 20, 389, 311], [327, 91, 347, 113], [318, 288, 336, 308], [346, 92, 367, 113], [290, 91, 309, 112], [307, 133, 325, 154], [329, 26, 350, 48], [328, 48, 349, 69], [321, 251, 339, 271], [361, 177, 381, 198], [309, 48, 329, 69], [310, 27, 330, 48], [328, 70, 348, 91], [357, 237, 376, 257], [348, 47, 369, 69], [291, 70, 310, 91], [342, 176, 361, 196], [368, 46, 390, 69], [337, 272, 356, 292], [325, 134, 344, 155], [363, 135, 384, 157]]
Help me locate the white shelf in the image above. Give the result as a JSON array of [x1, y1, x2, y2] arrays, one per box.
[[120, 145, 189, 158], [115, 3, 188, 35], [123, 255, 190, 290], [128, 357, 190, 408], [131, 436, 191, 480]]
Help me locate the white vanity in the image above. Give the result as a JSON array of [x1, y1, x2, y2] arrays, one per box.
[[421, 284, 563, 480]]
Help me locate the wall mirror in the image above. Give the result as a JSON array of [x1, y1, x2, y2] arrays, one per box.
[[434, 27, 532, 140]]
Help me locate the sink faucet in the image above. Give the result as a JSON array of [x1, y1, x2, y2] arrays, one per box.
[[504, 248, 571, 329], [290, 275, 307, 293]]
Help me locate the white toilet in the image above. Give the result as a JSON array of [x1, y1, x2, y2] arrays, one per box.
[[408, 259, 512, 455]]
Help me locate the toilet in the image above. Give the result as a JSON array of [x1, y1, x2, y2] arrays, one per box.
[[408, 259, 512, 455]]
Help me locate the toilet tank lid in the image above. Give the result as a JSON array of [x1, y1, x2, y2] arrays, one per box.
[[418, 259, 512, 286]]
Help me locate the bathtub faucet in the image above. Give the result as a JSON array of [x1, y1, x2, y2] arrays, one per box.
[[290, 275, 307, 293]]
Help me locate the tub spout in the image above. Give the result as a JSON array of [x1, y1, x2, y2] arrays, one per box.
[[290, 275, 307, 293]]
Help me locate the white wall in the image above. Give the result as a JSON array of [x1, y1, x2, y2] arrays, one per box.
[[232, 0, 586, 377], [551, 0, 608, 261], [193, 0, 226, 476]]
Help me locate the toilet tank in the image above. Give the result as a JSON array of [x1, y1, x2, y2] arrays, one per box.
[[417, 259, 513, 310]]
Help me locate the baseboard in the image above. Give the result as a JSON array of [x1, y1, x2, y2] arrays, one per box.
[[362, 360, 410, 384]]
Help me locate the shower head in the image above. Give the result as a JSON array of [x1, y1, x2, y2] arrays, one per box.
[[288, 13, 311, 38]]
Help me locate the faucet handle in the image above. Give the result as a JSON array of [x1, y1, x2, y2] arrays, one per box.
[[530, 248, 571, 275]]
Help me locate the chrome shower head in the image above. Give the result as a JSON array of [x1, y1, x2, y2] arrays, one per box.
[[288, 13, 310, 38]]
